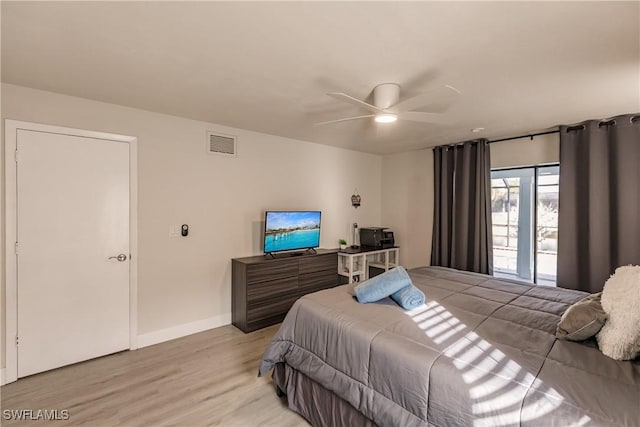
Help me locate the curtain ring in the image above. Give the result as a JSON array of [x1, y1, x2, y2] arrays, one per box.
[[598, 119, 616, 128], [566, 125, 585, 132]]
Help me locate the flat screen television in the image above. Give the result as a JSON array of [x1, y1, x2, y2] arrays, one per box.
[[264, 210, 321, 254]]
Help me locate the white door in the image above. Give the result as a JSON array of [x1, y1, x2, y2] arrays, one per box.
[[16, 129, 130, 377]]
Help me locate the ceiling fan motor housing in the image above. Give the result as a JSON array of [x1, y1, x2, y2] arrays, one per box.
[[373, 83, 400, 109]]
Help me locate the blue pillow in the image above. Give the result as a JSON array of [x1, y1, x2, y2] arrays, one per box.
[[390, 285, 425, 310], [354, 266, 412, 303]]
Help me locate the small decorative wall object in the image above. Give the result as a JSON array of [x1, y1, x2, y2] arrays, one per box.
[[351, 189, 361, 208]]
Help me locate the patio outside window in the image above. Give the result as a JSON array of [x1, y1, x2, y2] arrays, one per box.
[[490, 165, 559, 286]]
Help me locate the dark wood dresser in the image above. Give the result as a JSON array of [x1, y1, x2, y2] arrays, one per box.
[[232, 249, 339, 333]]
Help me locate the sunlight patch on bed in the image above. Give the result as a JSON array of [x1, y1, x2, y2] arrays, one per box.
[[405, 301, 589, 425], [469, 354, 530, 399], [406, 302, 443, 322], [469, 373, 512, 399], [432, 323, 466, 344], [420, 316, 458, 336]]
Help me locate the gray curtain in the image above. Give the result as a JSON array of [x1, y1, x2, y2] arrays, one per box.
[[431, 139, 493, 274], [557, 113, 640, 293]]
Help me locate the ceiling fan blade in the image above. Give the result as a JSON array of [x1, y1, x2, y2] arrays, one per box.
[[398, 111, 454, 125], [327, 92, 386, 114], [391, 85, 461, 113], [315, 114, 376, 126]]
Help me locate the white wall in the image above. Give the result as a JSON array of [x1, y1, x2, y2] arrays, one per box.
[[491, 133, 559, 169], [381, 150, 434, 268], [381, 134, 559, 269], [0, 83, 382, 368]]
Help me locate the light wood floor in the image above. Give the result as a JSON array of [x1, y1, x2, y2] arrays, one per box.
[[1, 324, 308, 426]]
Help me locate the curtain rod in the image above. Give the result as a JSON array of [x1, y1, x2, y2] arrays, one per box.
[[488, 129, 559, 144]]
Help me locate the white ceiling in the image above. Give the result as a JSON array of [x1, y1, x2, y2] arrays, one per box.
[[2, 1, 639, 154]]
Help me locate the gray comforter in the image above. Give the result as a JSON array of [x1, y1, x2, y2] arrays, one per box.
[[259, 267, 640, 427]]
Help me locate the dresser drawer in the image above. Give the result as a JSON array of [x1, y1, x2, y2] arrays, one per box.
[[299, 253, 338, 274], [247, 295, 298, 324], [246, 312, 289, 333], [247, 276, 298, 303], [246, 261, 298, 284], [298, 270, 339, 294]]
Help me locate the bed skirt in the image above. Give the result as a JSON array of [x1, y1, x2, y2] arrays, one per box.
[[273, 363, 378, 427]]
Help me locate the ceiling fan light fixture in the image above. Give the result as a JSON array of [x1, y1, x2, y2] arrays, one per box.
[[318, 83, 459, 127], [374, 114, 398, 124]]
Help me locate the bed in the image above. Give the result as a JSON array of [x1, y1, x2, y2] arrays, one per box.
[[259, 266, 640, 427]]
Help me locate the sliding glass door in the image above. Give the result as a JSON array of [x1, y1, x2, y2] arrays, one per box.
[[535, 165, 559, 285], [490, 165, 559, 285]]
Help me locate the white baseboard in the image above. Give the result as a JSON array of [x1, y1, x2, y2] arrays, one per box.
[[1, 368, 6, 386], [137, 313, 231, 349]]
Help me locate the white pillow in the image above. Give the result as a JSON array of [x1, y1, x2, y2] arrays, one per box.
[[596, 265, 640, 360]]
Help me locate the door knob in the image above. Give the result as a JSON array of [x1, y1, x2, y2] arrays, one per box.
[[108, 254, 128, 262]]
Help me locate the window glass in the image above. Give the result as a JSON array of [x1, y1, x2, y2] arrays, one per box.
[[491, 165, 558, 285], [536, 165, 559, 286]]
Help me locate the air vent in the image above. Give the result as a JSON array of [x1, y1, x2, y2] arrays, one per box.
[[207, 132, 237, 157]]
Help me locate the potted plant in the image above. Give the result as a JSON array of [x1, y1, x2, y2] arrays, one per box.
[[338, 239, 347, 250]]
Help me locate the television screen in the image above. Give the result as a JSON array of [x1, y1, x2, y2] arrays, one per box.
[[264, 211, 321, 253]]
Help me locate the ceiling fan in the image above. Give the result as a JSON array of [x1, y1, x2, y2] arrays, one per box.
[[316, 83, 460, 126]]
